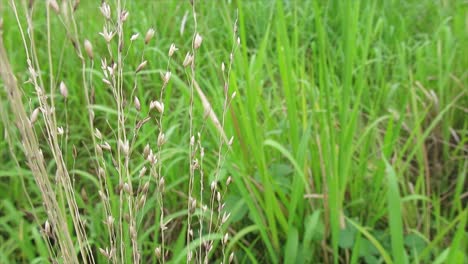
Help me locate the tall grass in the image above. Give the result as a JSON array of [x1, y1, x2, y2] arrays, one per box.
[[1, 0, 238, 263], [0, 0, 466, 263]]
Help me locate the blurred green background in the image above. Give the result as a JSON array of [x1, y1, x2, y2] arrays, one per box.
[[0, 0, 466, 263]]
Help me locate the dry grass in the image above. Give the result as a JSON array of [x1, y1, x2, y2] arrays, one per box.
[[0, 0, 238, 263]]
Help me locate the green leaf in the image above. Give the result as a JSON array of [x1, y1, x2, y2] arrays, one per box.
[[347, 218, 393, 264], [284, 227, 299, 264], [359, 238, 379, 257], [224, 194, 249, 223], [339, 225, 357, 249], [269, 163, 293, 194], [404, 233, 427, 254], [303, 211, 324, 244], [383, 157, 406, 264], [364, 254, 380, 264]]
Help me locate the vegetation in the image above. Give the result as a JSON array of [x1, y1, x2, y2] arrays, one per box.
[[0, 0, 466, 263]]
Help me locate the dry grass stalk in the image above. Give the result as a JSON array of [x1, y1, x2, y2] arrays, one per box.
[[1, 0, 238, 263], [0, 21, 81, 264]]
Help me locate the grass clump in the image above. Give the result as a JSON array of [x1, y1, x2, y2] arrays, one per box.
[[0, 0, 466, 263]]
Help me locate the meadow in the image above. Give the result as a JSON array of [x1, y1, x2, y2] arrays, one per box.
[[0, 0, 466, 263]]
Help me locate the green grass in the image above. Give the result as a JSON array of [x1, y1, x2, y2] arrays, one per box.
[[0, 0, 467, 263]]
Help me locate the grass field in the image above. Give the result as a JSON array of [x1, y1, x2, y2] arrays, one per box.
[[0, 0, 467, 263]]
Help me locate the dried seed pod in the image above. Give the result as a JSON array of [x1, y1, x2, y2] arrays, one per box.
[[99, 26, 115, 43], [150, 100, 164, 114], [154, 247, 161, 257], [226, 176, 233, 186], [59, 81, 68, 98], [158, 177, 165, 190], [160, 71, 171, 85], [136, 60, 147, 73], [30, 108, 40, 124], [72, 145, 78, 159], [96, 144, 103, 156], [123, 182, 132, 195], [229, 252, 235, 263], [119, 139, 129, 155], [106, 215, 114, 226], [99, 190, 108, 201], [123, 213, 130, 222], [138, 195, 146, 209], [192, 159, 199, 170], [73, 0, 80, 12], [102, 78, 112, 86], [157, 132, 165, 146], [84, 39, 93, 59], [147, 150, 157, 165], [143, 144, 150, 159], [130, 33, 139, 41], [134, 96, 141, 111], [112, 158, 118, 168], [99, 248, 109, 259], [129, 224, 137, 239], [44, 220, 51, 235], [142, 181, 150, 193], [194, 33, 203, 49], [168, 43, 178, 57], [98, 167, 105, 179], [190, 198, 197, 211], [99, 2, 111, 20], [48, 0, 60, 13], [120, 10, 129, 22], [101, 248, 112, 260], [101, 142, 111, 151], [183, 52, 193, 67], [94, 128, 102, 140], [145, 28, 155, 44], [210, 181, 217, 191], [222, 212, 231, 224], [139, 166, 147, 178]]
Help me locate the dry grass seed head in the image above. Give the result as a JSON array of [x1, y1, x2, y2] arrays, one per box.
[[120, 10, 129, 22], [130, 33, 139, 41], [48, 0, 60, 13], [84, 39, 93, 59], [183, 52, 193, 67], [59, 81, 68, 98], [145, 28, 155, 44], [161, 71, 171, 84], [30, 107, 40, 124], [135, 60, 147, 73], [194, 33, 203, 49], [134, 96, 141, 111], [150, 100, 164, 114], [99, 2, 111, 20], [99, 26, 115, 43], [168, 43, 178, 57]]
